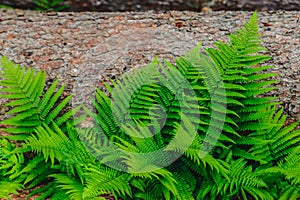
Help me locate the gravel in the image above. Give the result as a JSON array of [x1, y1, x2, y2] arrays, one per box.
[[0, 9, 299, 122]]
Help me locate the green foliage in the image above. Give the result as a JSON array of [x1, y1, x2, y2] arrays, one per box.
[[0, 4, 13, 9], [0, 12, 299, 199], [0, 139, 23, 198], [34, 0, 68, 12]]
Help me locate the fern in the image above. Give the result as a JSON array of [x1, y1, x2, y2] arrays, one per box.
[[83, 163, 133, 199], [249, 106, 300, 164], [0, 57, 78, 135], [0, 57, 83, 197], [0, 139, 23, 198], [197, 158, 273, 200], [0, 181, 22, 199], [200, 13, 282, 163], [1, 12, 299, 200], [34, 0, 69, 12], [264, 147, 300, 199], [50, 173, 84, 200]]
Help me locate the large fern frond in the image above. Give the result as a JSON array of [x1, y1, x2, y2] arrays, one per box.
[[249, 106, 300, 164], [0, 56, 79, 135], [206, 12, 277, 123], [50, 173, 84, 200], [26, 122, 94, 169], [197, 158, 273, 200], [265, 147, 300, 199], [83, 163, 132, 199], [203, 12, 281, 161], [0, 180, 22, 199]]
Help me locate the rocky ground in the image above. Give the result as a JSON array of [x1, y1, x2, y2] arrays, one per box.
[[0, 9, 299, 121]]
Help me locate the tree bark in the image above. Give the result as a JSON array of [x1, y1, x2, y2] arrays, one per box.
[[0, 9, 299, 121]]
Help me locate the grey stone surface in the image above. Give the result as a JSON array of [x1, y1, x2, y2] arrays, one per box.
[[0, 9, 299, 122]]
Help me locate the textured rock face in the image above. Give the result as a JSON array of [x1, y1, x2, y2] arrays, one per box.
[[0, 9, 299, 122], [0, 0, 299, 11]]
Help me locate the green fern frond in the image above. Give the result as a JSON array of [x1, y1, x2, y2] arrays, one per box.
[[50, 173, 84, 200], [264, 147, 300, 199], [278, 184, 300, 200], [24, 162, 53, 188], [249, 106, 300, 164], [174, 180, 193, 200], [0, 181, 22, 199], [83, 164, 132, 199], [201, 13, 282, 163], [220, 159, 272, 200], [1, 12, 298, 200], [26, 122, 93, 167], [28, 181, 57, 200], [0, 57, 79, 135]]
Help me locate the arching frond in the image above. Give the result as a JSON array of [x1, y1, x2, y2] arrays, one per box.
[[0, 57, 80, 135], [83, 163, 132, 199]]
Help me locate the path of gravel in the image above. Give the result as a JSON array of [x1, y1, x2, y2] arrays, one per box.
[[0, 9, 299, 123]]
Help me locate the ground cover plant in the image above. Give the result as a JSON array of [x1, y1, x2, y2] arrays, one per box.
[[0, 12, 300, 199], [0, 0, 68, 12], [33, 0, 69, 12]]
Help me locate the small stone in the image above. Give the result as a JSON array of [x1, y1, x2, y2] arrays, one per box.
[[201, 7, 212, 13], [70, 68, 79, 77]]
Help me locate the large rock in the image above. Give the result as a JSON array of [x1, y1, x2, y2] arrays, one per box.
[[0, 9, 299, 122]]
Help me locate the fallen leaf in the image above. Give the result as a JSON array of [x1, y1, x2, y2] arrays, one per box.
[[262, 22, 272, 27], [7, 33, 14, 40], [175, 21, 183, 28]]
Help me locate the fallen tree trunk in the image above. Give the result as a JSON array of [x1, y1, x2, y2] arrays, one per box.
[[0, 9, 299, 122]]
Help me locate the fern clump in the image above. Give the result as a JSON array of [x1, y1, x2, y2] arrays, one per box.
[[0, 12, 300, 199]]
